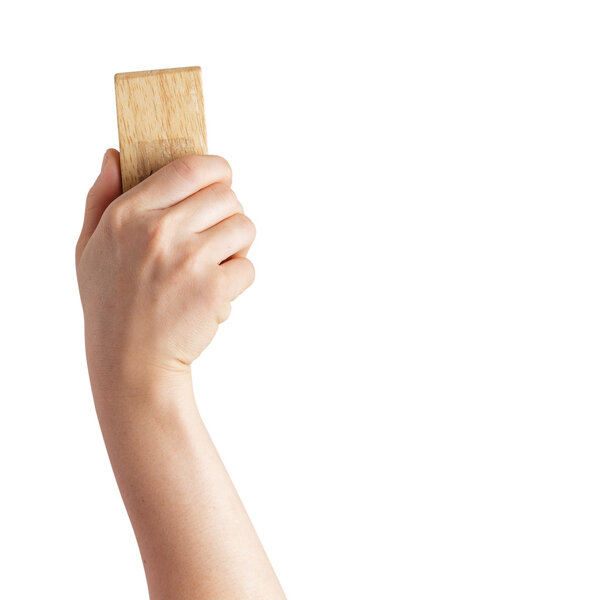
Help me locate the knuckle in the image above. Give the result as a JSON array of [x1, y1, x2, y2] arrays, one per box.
[[206, 181, 229, 200], [217, 302, 232, 324], [212, 155, 233, 183], [85, 186, 98, 205], [244, 258, 256, 284], [105, 201, 130, 231], [170, 154, 203, 183], [74, 238, 83, 263], [236, 213, 256, 239], [233, 258, 256, 295], [178, 250, 198, 279], [210, 183, 243, 213], [228, 188, 243, 213], [146, 212, 174, 250]]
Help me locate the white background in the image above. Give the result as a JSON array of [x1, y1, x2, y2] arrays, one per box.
[[1, 1, 599, 598]]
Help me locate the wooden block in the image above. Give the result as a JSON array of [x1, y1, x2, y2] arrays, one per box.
[[114, 66, 208, 192]]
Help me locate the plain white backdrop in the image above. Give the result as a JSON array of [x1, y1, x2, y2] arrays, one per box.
[[1, 1, 600, 598]]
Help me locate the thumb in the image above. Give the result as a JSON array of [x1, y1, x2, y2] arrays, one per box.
[[77, 148, 122, 261]]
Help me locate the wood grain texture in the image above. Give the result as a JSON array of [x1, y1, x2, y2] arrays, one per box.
[[114, 67, 208, 192]]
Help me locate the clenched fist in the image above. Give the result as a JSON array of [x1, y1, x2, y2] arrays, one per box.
[[76, 149, 256, 382]]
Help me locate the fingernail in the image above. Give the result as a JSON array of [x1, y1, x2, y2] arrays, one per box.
[[101, 150, 109, 169]]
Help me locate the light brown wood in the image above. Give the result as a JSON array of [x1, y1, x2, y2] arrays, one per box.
[[114, 67, 208, 192]]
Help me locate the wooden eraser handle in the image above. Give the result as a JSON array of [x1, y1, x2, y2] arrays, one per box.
[[114, 66, 208, 192]]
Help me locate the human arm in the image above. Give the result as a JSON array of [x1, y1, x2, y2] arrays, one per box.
[[75, 149, 286, 600]]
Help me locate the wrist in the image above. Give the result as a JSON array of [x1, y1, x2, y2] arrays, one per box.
[[86, 348, 193, 407]]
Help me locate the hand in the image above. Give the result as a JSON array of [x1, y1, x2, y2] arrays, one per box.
[[76, 149, 256, 382]]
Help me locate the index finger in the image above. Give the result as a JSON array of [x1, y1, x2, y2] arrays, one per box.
[[115, 154, 233, 211]]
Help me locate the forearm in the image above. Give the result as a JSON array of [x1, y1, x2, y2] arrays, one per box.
[[91, 364, 285, 600]]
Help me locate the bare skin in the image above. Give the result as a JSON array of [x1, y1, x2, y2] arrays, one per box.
[[76, 149, 286, 600]]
